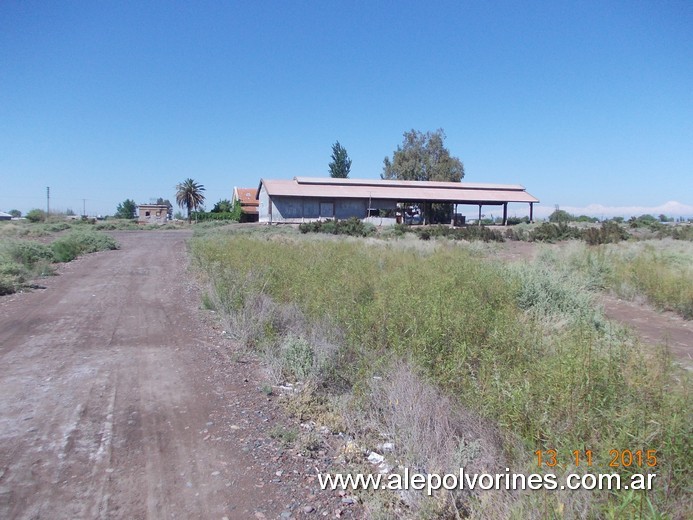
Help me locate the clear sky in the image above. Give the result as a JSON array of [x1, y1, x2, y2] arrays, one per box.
[[1, 1, 691, 218]]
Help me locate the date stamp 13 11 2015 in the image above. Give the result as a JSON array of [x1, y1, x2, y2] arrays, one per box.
[[535, 449, 657, 469]]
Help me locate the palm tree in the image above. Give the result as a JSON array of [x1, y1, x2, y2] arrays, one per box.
[[175, 178, 206, 223]]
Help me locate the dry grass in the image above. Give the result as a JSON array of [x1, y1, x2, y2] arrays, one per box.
[[355, 361, 507, 517]]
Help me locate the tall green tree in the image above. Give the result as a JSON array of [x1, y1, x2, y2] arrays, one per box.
[[329, 141, 352, 178], [211, 199, 233, 213], [548, 209, 573, 223], [382, 129, 464, 182], [175, 179, 206, 222], [115, 199, 137, 219], [156, 197, 173, 219]]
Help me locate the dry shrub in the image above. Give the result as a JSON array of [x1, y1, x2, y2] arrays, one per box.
[[361, 361, 508, 517], [362, 362, 596, 519], [208, 270, 342, 386]]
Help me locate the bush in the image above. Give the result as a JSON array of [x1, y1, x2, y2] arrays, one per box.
[[583, 221, 630, 245], [279, 334, 315, 381], [529, 222, 583, 242], [0, 241, 53, 294], [628, 214, 659, 228], [0, 261, 27, 295], [506, 216, 530, 225], [189, 210, 241, 222], [510, 260, 603, 327], [299, 218, 376, 237], [25, 209, 46, 223], [415, 225, 505, 242], [95, 220, 140, 231], [657, 224, 693, 241], [6, 241, 54, 265], [51, 230, 118, 262], [51, 239, 81, 262]]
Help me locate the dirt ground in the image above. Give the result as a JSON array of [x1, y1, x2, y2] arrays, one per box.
[[601, 296, 692, 371], [492, 241, 693, 371], [0, 231, 356, 520]]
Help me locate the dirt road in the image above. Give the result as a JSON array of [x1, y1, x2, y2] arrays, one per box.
[[0, 231, 344, 519]]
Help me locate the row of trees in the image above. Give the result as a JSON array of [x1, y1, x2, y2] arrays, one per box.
[[328, 129, 464, 183]]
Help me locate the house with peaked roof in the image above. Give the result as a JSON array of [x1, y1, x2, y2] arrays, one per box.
[[256, 177, 539, 225], [232, 187, 259, 222]]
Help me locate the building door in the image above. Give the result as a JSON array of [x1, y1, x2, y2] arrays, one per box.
[[319, 202, 334, 218]]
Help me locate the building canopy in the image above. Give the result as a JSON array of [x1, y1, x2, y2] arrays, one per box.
[[258, 177, 539, 206]]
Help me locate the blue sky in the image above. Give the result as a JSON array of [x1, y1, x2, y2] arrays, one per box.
[[1, 1, 691, 218]]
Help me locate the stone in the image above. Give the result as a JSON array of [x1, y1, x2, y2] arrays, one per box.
[[367, 452, 384, 464]]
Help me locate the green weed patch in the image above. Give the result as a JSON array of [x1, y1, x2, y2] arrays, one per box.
[[192, 233, 691, 518], [0, 229, 118, 294]]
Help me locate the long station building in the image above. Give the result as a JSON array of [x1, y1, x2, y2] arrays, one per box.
[[256, 177, 539, 225]]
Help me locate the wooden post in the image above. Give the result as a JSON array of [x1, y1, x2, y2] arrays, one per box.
[[529, 202, 534, 223], [502, 202, 508, 226]]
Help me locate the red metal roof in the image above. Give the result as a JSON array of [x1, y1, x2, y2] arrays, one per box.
[[233, 187, 260, 206], [258, 177, 539, 204]]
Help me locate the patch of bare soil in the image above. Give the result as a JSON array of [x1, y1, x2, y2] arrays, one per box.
[[488, 240, 544, 262], [0, 231, 358, 519], [492, 240, 692, 371], [600, 296, 692, 371]]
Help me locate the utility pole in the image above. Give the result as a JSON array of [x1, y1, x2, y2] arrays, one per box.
[[82, 199, 86, 217], [46, 187, 50, 220]]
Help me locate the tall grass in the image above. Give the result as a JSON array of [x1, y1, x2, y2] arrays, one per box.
[[0, 219, 72, 238], [192, 233, 691, 518], [0, 229, 118, 294], [534, 240, 693, 319], [606, 241, 693, 319], [0, 218, 187, 237]]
